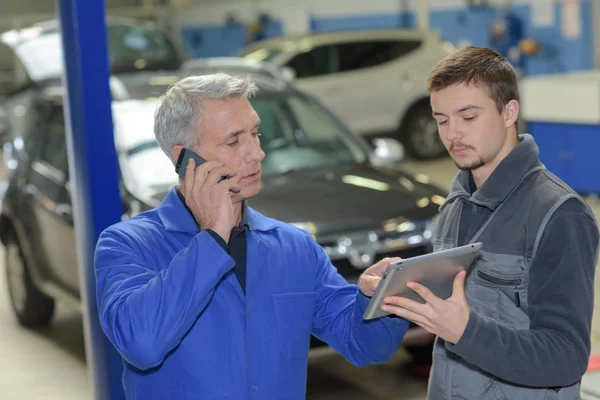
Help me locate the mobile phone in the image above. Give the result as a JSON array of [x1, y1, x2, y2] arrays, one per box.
[[175, 148, 229, 182]]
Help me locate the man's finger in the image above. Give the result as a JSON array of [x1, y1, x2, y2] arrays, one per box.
[[381, 304, 433, 330], [183, 158, 196, 198], [383, 295, 428, 315], [406, 281, 439, 304], [208, 166, 237, 185], [359, 258, 402, 297], [362, 275, 381, 294], [367, 257, 402, 276], [222, 181, 242, 194], [450, 269, 467, 301], [377, 257, 402, 268]]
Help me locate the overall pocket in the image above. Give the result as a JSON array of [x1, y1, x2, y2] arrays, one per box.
[[272, 292, 316, 361], [468, 251, 529, 328], [476, 268, 529, 328]]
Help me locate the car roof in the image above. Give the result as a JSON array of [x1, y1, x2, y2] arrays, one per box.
[[38, 70, 294, 105], [0, 17, 165, 49], [35, 55, 293, 102], [242, 28, 440, 52], [36, 72, 300, 154], [180, 57, 291, 90], [6, 16, 155, 34]]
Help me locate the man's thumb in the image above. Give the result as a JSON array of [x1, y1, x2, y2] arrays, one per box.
[[452, 269, 467, 298]]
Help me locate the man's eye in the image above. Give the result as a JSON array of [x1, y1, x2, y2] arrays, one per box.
[[464, 116, 477, 121], [227, 141, 239, 147], [253, 131, 262, 137], [437, 120, 448, 126]]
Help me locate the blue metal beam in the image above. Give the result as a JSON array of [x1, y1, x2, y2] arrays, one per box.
[[55, 1, 125, 399]]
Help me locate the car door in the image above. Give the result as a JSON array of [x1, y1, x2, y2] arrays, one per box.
[[335, 40, 421, 134], [283, 44, 352, 122], [285, 39, 425, 136], [24, 105, 79, 294]]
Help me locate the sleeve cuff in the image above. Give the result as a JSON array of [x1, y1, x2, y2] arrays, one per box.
[[352, 289, 371, 323], [205, 229, 228, 251], [446, 310, 482, 354], [354, 290, 408, 326]]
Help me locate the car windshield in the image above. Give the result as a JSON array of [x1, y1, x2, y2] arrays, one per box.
[[112, 101, 176, 204], [253, 92, 368, 175], [107, 23, 182, 73], [7, 23, 181, 81], [115, 91, 368, 204]]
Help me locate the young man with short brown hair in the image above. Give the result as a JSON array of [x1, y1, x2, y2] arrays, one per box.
[[383, 46, 599, 399]]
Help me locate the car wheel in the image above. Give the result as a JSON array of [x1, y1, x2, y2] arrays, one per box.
[[400, 106, 446, 160], [4, 229, 55, 328]]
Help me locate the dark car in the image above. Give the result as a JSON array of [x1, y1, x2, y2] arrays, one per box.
[[0, 58, 446, 361]]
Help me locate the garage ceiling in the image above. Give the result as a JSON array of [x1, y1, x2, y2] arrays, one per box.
[[0, 0, 189, 33], [2, 0, 146, 15], [1, 0, 206, 15]]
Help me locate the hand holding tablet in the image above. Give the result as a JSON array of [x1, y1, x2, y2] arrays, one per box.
[[363, 242, 483, 320]]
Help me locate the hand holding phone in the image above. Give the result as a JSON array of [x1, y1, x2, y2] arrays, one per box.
[[177, 148, 241, 242], [176, 148, 229, 182]]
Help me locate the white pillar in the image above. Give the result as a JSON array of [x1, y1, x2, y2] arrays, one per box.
[[416, 0, 429, 30], [593, 0, 600, 68]]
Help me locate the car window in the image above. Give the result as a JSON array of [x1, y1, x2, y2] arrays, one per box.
[[7, 23, 181, 82], [107, 23, 182, 73], [18, 100, 47, 156], [27, 106, 68, 203], [250, 92, 368, 175], [338, 40, 421, 72], [0, 42, 30, 95], [39, 108, 68, 177], [286, 45, 338, 78], [248, 99, 291, 149]]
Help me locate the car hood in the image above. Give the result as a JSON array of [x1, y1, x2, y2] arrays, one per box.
[[248, 163, 447, 236]]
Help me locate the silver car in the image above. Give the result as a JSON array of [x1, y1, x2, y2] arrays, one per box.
[[241, 29, 454, 159]]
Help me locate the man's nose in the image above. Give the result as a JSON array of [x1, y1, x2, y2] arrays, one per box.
[[445, 120, 463, 141], [250, 139, 265, 162]]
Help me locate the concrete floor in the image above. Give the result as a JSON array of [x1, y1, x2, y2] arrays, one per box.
[[0, 156, 599, 399]]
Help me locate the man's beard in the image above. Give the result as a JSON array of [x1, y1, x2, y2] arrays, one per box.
[[448, 142, 485, 171], [455, 157, 485, 171]]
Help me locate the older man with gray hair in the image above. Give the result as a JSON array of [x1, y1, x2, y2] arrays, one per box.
[[94, 73, 409, 400]]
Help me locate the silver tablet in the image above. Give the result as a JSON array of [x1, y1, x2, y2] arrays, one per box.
[[363, 242, 483, 320]]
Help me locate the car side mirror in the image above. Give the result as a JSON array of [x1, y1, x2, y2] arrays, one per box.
[[370, 137, 405, 166]]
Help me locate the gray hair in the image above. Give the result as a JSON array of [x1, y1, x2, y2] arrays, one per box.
[[154, 73, 258, 162]]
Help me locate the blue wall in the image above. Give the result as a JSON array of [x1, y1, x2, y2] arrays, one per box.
[[181, 1, 593, 76], [428, 1, 593, 75], [181, 22, 283, 58], [310, 12, 415, 32]]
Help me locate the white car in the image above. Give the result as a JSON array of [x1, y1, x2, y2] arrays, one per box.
[[241, 29, 453, 159]]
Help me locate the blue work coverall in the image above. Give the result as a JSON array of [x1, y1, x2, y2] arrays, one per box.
[[95, 188, 409, 399]]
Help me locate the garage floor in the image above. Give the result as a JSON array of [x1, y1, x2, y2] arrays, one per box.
[[1, 156, 599, 399]]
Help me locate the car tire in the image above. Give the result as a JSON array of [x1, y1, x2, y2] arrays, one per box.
[[399, 105, 446, 160], [4, 229, 55, 328]]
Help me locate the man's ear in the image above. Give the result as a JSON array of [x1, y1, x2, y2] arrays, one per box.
[[172, 145, 184, 164], [504, 99, 519, 128]]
